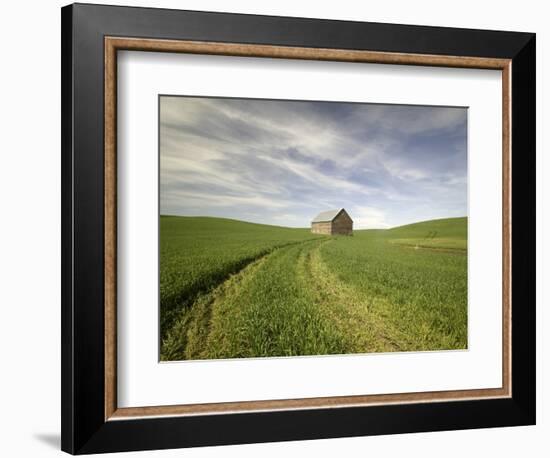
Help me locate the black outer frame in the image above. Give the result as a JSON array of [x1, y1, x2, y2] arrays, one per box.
[[61, 3, 536, 454]]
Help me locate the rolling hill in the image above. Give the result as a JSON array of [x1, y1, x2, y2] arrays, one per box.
[[160, 215, 468, 360]]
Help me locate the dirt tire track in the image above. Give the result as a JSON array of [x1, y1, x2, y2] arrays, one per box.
[[161, 238, 325, 360], [162, 236, 413, 361], [300, 239, 411, 353]]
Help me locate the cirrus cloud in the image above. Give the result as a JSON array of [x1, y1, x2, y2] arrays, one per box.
[[160, 96, 467, 229]]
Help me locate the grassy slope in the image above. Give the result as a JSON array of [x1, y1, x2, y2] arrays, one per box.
[[320, 217, 468, 352], [160, 216, 319, 339], [160, 215, 468, 360], [384, 217, 467, 250]]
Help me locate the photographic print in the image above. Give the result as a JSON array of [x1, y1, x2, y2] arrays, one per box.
[[159, 96, 468, 361]]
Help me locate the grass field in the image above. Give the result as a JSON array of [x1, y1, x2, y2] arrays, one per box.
[[160, 216, 467, 361]]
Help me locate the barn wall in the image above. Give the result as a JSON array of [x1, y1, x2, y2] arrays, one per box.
[[311, 222, 332, 234], [332, 212, 353, 235]]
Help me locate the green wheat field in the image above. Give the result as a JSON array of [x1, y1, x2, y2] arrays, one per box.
[[160, 216, 467, 361]]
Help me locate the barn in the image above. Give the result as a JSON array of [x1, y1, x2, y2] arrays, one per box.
[[311, 209, 353, 235]]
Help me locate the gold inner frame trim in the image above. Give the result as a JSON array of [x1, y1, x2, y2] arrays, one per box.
[[104, 36, 512, 421]]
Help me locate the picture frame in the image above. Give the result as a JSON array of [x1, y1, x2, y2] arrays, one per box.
[[61, 3, 536, 454]]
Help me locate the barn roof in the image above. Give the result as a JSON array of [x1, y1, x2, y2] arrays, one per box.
[[311, 208, 349, 223]]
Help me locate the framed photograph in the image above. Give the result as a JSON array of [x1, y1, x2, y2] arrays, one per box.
[[61, 3, 536, 454]]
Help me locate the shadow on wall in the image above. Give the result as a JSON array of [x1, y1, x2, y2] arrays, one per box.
[[33, 433, 60, 450]]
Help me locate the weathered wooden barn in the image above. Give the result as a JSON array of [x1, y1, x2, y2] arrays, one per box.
[[311, 209, 353, 235]]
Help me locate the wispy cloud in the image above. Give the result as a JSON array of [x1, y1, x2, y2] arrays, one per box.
[[160, 96, 467, 229]]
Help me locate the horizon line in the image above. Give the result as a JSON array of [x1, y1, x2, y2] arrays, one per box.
[[160, 214, 468, 231]]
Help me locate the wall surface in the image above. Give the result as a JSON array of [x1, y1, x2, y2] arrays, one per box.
[[312, 222, 332, 234], [0, 0, 545, 457], [332, 212, 353, 235]]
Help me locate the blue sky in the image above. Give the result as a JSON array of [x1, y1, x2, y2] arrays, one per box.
[[160, 96, 467, 229]]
